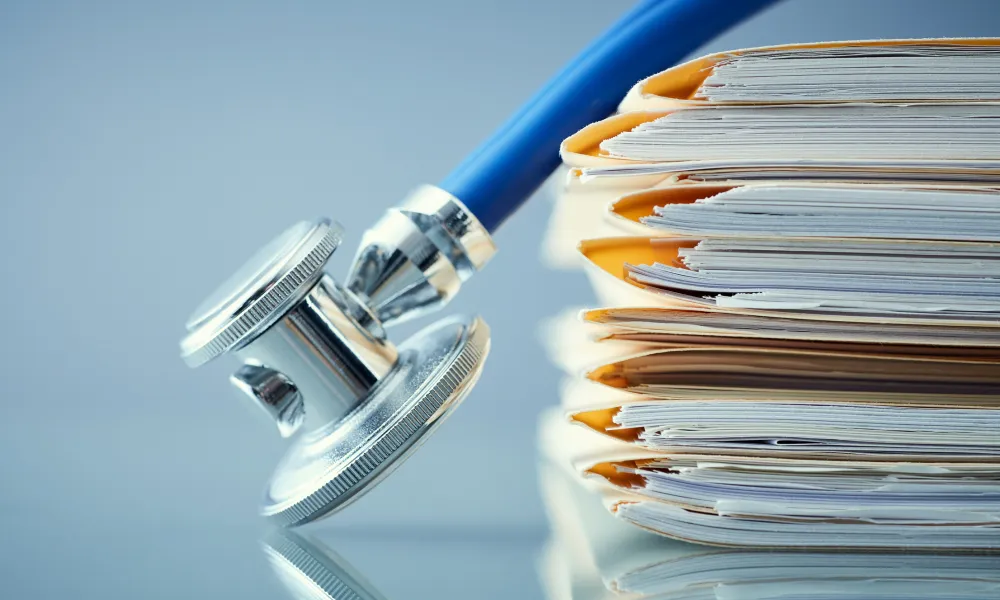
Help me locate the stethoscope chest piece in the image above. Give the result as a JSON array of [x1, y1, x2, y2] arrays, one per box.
[[179, 188, 494, 525]]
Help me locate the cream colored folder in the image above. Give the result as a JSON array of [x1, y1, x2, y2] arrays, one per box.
[[561, 106, 1000, 168], [545, 170, 1000, 268], [618, 38, 1000, 112], [577, 236, 1000, 325], [608, 182, 1000, 238], [541, 167, 651, 269], [573, 158, 1000, 189]]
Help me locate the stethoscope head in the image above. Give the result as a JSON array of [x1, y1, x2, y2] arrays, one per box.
[[179, 186, 494, 525]]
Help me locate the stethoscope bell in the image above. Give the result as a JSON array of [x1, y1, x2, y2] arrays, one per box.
[[179, 186, 494, 525]]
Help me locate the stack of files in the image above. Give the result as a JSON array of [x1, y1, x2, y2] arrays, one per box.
[[543, 310, 1000, 549], [544, 38, 1000, 269], [540, 38, 1000, 550], [537, 409, 1000, 600]]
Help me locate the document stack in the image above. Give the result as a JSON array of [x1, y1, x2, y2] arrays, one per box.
[[537, 409, 1000, 600], [541, 39, 1000, 550]]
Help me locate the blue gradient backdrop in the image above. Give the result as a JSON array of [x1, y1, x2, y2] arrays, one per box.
[[2, 1, 999, 598]]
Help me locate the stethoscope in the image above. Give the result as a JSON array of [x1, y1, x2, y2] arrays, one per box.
[[179, 0, 777, 525]]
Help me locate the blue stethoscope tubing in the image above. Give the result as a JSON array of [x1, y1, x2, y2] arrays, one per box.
[[439, 0, 779, 233]]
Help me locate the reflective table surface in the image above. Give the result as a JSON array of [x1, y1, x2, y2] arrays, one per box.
[[7, 438, 996, 600], [264, 525, 1000, 600]]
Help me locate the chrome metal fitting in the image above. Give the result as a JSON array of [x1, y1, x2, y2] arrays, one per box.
[[346, 185, 496, 326]]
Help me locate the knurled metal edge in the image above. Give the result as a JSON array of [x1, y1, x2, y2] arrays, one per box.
[[264, 316, 488, 526], [181, 220, 341, 367], [263, 533, 366, 600]]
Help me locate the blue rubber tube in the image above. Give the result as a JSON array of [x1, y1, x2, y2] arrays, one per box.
[[439, 0, 778, 233]]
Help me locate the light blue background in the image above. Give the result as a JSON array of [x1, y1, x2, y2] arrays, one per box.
[[2, 1, 999, 597]]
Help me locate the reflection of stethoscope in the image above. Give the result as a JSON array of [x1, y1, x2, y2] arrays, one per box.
[[263, 531, 390, 600], [179, 0, 777, 525]]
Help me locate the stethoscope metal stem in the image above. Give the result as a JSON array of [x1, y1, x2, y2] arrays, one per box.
[[232, 274, 397, 436]]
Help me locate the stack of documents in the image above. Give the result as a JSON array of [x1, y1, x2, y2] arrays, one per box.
[[537, 409, 1000, 600], [541, 39, 1000, 551]]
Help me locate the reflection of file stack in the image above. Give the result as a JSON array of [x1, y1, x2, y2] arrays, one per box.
[[537, 409, 1000, 599], [541, 39, 1000, 550]]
